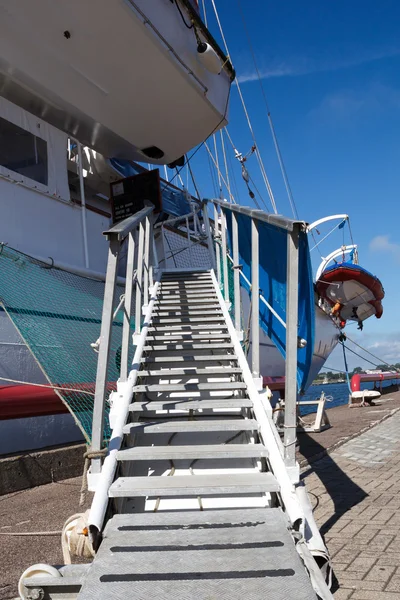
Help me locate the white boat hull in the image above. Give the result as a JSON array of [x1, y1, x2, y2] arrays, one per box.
[[0, 0, 231, 163]]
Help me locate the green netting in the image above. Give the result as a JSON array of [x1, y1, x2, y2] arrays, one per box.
[[0, 245, 133, 442], [219, 248, 236, 317]]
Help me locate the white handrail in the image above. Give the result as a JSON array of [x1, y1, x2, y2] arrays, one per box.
[[88, 279, 160, 541], [210, 270, 304, 526]]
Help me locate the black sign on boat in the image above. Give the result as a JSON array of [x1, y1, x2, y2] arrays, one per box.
[[110, 169, 162, 224]]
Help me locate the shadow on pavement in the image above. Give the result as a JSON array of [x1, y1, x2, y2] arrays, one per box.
[[298, 431, 368, 536]]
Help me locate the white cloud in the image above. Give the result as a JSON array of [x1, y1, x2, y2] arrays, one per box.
[[370, 235, 400, 263], [236, 47, 400, 83], [308, 83, 400, 121]]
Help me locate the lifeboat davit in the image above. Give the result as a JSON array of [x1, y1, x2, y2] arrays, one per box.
[[316, 262, 384, 323]]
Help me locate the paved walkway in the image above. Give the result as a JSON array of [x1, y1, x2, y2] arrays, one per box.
[[302, 410, 400, 599]]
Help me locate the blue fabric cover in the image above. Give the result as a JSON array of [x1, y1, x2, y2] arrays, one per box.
[[226, 210, 315, 393]]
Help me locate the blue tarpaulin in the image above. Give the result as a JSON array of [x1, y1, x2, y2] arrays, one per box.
[[226, 210, 315, 393]]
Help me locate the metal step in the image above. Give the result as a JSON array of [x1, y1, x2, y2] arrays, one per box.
[[109, 472, 279, 498], [133, 382, 247, 393], [117, 444, 268, 462], [146, 333, 231, 341], [138, 367, 242, 376], [161, 273, 212, 279], [77, 509, 318, 600], [156, 298, 219, 305], [160, 283, 215, 290], [129, 398, 252, 412], [151, 315, 224, 323], [141, 354, 238, 363], [148, 323, 227, 331], [123, 419, 258, 435], [143, 343, 234, 351], [159, 290, 216, 296], [153, 305, 221, 311]]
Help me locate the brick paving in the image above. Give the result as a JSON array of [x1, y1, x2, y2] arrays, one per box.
[[302, 409, 400, 598]]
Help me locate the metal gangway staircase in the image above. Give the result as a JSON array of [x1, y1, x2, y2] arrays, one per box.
[[20, 203, 333, 600]]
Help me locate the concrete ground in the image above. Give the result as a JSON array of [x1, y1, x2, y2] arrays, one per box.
[[1, 391, 400, 599], [0, 479, 92, 600]]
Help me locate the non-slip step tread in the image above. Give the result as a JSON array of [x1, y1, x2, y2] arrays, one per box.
[[151, 316, 224, 323], [138, 367, 242, 376], [133, 382, 246, 392], [148, 324, 227, 331], [78, 507, 318, 600], [146, 333, 231, 341], [144, 343, 234, 351], [117, 444, 268, 461], [129, 398, 253, 411], [141, 354, 238, 363], [123, 419, 259, 435], [109, 472, 279, 497]]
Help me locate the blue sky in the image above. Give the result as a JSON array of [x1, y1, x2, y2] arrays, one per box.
[[189, 0, 400, 371]]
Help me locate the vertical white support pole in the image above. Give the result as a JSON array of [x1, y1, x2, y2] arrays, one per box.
[[284, 225, 300, 467], [202, 202, 216, 271], [220, 208, 229, 304], [214, 204, 221, 284], [135, 221, 145, 335], [186, 216, 193, 264], [143, 216, 150, 310], [91, 238, 119, 473], [120, 231, 135, 381], [232, 211, 241, 332], [251, 218, 260, 378], [77, 142, 90, 269], [149, 218, 154, 289]]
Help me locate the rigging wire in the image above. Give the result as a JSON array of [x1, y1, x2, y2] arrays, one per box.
[[220, 129, 233, 203], [224, 127, 268, 210], [213, 134, 223, 197], [310, 220, 348, 252], [341, 342, 352, 393], [225, 138, 241, 203], [188, 160, 202, 200], [206, 148, 218, 197], [320, 365, 345, 373], [341, 343, 380, 368], [209, 0, 278, 214], [200, 0, 208, 26], [204, 141, 236, 202], [236, 0, 298, 218], [345, 336, 400, 371]]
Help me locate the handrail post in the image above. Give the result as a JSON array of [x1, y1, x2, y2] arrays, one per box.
[[220, 207, 230, 305], [213, 203, 221, 284], [135, 221, 145, 334], [120, 231, 135, 381], [143, 215, 151, 311], [91, 238, 119, 473], [202, 201, 216, 271], [251, 218, 260, 380], [284, 224, 300, 468], [232, 211, 241, 333]]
